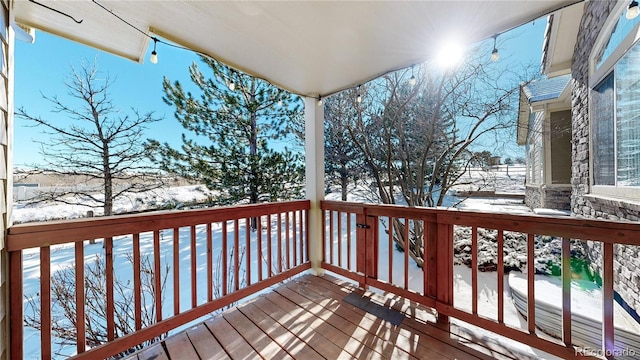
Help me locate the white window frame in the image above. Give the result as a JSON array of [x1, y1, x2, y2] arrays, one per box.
[[589, 2, 640, 202]]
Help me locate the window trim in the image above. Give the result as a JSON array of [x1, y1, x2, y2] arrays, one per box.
[[591, 25, 640, 87], [589, 4, 640, 201], [590, 1, 634, 85]]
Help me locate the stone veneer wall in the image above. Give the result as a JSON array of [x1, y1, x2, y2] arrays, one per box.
[[524, 185, 542, 209], [544, 186, 572, 210], [571, 0, 640, 314], [525, 185, 571, 210]]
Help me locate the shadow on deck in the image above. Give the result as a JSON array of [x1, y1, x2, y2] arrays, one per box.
[[127, 274, 545, 360]]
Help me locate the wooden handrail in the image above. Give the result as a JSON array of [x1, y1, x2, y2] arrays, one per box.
[[320, 200, 640, 359], [9, 200, 311, 359], [8, 200, 310, 251]]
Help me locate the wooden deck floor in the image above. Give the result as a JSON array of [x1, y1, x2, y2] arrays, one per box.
[[127, 274, 539, 360]]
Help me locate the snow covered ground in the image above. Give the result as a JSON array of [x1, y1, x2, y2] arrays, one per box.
[[12, 185, 216, 223], [13, 165, 638, 359]]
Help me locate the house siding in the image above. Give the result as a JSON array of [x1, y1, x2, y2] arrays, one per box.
[[0, 1, 11, 359], [572, 0, 640, 313], [526, 111, 544, 186]]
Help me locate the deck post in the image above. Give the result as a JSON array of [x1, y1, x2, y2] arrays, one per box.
[[436, 220, 453, 325], [304, 96, 325, 276]]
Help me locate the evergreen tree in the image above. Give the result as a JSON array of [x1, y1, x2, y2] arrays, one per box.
[[324, 90, 364, 201], [148, 58, 304, 216]]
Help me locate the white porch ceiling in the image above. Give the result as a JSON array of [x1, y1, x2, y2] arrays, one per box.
[[13, 0, 581, 97]]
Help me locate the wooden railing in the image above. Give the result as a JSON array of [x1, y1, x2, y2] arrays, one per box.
[[8, 200, 310, 359], [321, 200, 640, 359]]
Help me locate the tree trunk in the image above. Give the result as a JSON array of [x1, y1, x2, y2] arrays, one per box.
[[340, 162, 348, 201], [102, 138, 113, 216], [391, 218, 425, 268]]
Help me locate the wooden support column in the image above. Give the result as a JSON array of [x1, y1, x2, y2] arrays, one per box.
[[305, 96, 325, 276], [436, 218, 453, 325]]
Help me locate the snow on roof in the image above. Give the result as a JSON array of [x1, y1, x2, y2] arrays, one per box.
[[517, 74, 572, 145], [522, 74, 571, 103]]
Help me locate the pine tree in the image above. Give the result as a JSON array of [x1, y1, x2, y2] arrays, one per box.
[[324, 90, 364, 201], [148, 57, 304, 220]]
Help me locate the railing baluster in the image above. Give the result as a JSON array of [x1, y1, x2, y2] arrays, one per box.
[[561, 237, 572, 346], [105, 237, 115, 341], [9, 250, 24, 360], [258, 215, 263, 281], [389, 217, 394, 285], [292, 211, 298, 266], [328, 210, 334, 266], [286, 212, 291, 270], [472, 226, 478, 316], [278, 213, 283, 273], [75, 240, 86, 353], [267, 214, 273, 277], [355, 212, 366, 282], [305, 209, 309, 262], [221, 220, 228, 296], [246, 217, 251, 286], [404, 218, 409, 290], [527, 233, 535, 334], [154, 230, 162, 322], [603, 242, 614, 354], [426, 221, 437, 299], [41, 246, 52, 359], [422, 219, 427, 295], [191, 225, 197, 308], [208, 223, 214, 300], [497, 229, 504, 324], [299, 210, 305, 265], [337, 211, 342, 268], [234, 219, 240, 291], [133, 233, 141, 331], [347, 212, 352, 271], [173, 228, 180, 315]]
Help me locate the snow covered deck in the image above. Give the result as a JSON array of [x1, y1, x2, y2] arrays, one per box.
[[127, 274, 534, 360]]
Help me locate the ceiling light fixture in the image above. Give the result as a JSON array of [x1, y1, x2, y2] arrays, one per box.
[[228, 71, 236, 91], [317, 96, 323, 106], [491, 35, 499, 62], [356, 86, 362, 103], [627, 0, 639, 19], [150, 37, 158, 64], [409, 66, 417, 87]]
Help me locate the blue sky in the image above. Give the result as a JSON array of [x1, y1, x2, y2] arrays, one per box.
[[15, 31, 201, 167], [14, 18, 547, 167]]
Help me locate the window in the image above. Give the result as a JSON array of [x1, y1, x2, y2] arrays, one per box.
[[614, 45, 640, 186], [590, 4, 640, 200], [595, 15, 640, 70], [550, 110, 572, 184], [592, 73, 615, 186]]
